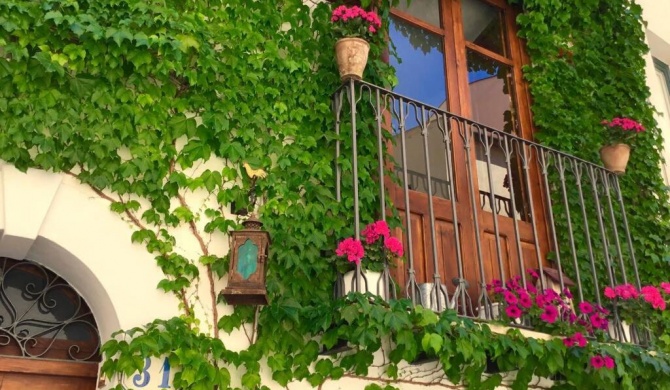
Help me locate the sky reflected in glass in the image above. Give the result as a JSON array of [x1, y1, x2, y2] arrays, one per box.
[[390, 16, 447, 131]]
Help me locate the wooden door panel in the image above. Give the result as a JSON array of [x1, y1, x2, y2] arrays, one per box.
[[480, 228, 543, 283], [434, 217, 459, 291], [0, 357, 97, 390], [480, 231, 511, 289], [393, 191, 459, 293], [0, 373, 94, 390], [521, 241, 540, 275], [393, 209, 427, 291]]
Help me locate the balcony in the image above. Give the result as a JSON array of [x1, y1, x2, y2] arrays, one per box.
[[332, 79, 644, 344]]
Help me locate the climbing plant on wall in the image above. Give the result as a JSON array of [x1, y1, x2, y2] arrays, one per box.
[[506, 0, 670, 304], [2, 0, 670, 389], [0, 0, 395, 387]]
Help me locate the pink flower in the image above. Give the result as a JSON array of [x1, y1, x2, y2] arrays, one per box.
[[361, 220, 390, 244], [563, 332, 587, 348], [591, 355, 605, 369], [604, 286, 616, 299], [527, 268, 539, 279], [335, 237, 364, 264], [331, 6, 381, 35], [505, 305, 522, 319], [603, 117, 645, 133], [519, 292, 533, 309], [614, 284, 639, 300], [579, 301, 594, 314], [641, 285, 666, 310], [525, 282, 537, 294], [540, 305, 559, 323], [506, 276, 521, 290], [504, 291, 518, 305], [573, 332, 588, 347], [563, 336, 575, 348], [384, 236, 404, 257], [661, 282, 670, 295], [589, 313, 608, 330], [332, 5, 346, 16], [604, 356, 615, 369], [567, 312, 577, 324], [563, 288, 573, 299]]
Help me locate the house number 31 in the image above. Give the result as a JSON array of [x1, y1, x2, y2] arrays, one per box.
[[133, 357, 172, 388]]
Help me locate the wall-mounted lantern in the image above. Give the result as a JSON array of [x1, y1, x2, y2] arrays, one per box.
[[222, 216, 270, 305]]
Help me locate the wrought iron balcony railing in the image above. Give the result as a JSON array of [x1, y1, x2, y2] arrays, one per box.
[[332, 79, 644, 344]]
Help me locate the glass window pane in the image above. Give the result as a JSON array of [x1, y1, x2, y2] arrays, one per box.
[[390, 16, 447, 115], [461, 0, 506, 56], [466, 49, 515, 133], [390, 16, 451, 200], [395, 0, 441, 27], [466, 50, 529, 220]]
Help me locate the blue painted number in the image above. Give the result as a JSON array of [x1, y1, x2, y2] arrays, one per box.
[[158, 357, 171, 388], [132, 358, 151, 387], [132, 357, 171, 388]]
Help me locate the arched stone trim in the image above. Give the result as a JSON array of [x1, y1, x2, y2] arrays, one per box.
[[0, 163, 180, 341]]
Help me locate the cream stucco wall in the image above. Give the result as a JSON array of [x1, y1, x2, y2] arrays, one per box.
[[638, 0, 670, 186], [0, 163, 181, 338]]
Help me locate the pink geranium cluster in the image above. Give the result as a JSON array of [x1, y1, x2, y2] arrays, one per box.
[[603, 283, 669, 331], [335, 237, 364, 263], [601, 117, 645, 144], [563, 331, 588, 348], [335, 220, 403, 268], [604, 283, 668, 310], [590, 354, 615, 370], [331, 5, 382, 37], [361, 220, 390, 244], [488, 270, 608, 337]]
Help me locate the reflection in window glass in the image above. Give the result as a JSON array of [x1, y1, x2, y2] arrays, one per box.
[[390, 17, 451, 200], [392, 115, 453, 201], [390, 16, 447, 118], [466, 50, 515, 133], [395, 0, 441, 28], [466, 50, 528, 220], [461, 0, 506, 56]]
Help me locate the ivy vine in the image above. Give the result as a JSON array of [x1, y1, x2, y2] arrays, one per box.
[[2, 0, 670, 389]]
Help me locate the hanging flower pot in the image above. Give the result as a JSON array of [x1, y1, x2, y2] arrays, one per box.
[[330, 5, 382, 81], [599, 143, 631, 175], [335, 37, 370, 81], [599, 117, 645, 175]]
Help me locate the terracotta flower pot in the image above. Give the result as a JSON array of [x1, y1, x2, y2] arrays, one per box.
[[599, 143, 631, 175], [335, 37, 370, 81]]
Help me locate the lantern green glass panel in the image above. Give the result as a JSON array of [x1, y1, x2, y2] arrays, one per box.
[[237, 239, 258, 280]]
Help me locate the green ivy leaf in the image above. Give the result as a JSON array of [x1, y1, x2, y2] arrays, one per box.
[[421, 333, 443, 354]]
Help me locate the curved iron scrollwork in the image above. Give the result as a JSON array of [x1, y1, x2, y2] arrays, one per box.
[[0, 257, 101, 362]]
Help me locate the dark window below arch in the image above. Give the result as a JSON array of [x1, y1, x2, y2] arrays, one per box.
[[0, 257, 101, 362]]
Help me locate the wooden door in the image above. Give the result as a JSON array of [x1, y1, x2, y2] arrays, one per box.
[[456, 0, 550, 291], [387, 0, 550, 310], [0, 357, 98, 390]]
